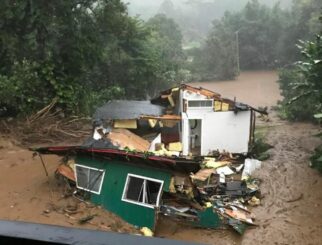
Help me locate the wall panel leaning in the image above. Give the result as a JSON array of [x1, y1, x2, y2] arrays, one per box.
[[201, 111, 251, 155]]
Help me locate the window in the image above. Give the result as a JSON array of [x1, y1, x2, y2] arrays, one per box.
[[188, 100, 213, 108], [75, 164, 105, 194], [122, 174, 164, 208]]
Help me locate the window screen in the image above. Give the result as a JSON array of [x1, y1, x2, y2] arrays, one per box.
[[75, 165, 105, 194], [122, 174, 163, 208], [188, 100, 213, 108]]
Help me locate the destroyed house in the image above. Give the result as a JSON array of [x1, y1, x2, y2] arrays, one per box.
[[35, 146, 221, 230], [32, 85, 264, 233], [93, 84, 264, 157]]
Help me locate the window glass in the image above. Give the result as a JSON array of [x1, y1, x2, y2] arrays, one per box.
[[125, 177, 144, 202], [76, 166, 89, 188], [146, 180, 161, 205], [188, 100, 212, 107], [75, 165, 105, 194], [122, 175, 163, 207], [89, 169, 104, 193]]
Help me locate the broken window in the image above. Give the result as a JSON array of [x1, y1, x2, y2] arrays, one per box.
[[75, 164, 105, 194], [122, 174, 163, 208], [188, 100, 213, 108]]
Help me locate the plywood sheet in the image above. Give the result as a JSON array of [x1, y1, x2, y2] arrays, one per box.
[[107, 129, 150, 152]]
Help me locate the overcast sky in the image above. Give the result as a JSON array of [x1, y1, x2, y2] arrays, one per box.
[[124, 0, 293, 19]]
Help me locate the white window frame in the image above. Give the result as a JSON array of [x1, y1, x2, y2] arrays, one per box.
[[75, 164, 105, 195], [187, 99, 213, 109], [121, 173, 164, 209]]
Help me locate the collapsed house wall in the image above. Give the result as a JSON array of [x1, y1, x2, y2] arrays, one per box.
[[181, 110, 251, 155], [178, 86, 252, 155], [75, 156, 171, 230], [202, 111, 251, 154]]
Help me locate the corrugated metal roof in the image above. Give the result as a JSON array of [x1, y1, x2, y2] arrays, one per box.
[[93, 100, 165, 120]]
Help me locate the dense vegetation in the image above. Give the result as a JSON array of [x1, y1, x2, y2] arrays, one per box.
[[0, 0, 321, 117], [277, 13, 322, 172], [277, 8, 321, 122], [189, 0, 322, 80], [0, 1, 185, 116]]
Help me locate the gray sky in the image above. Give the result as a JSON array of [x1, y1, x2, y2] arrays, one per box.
[[124, 0, 293, 19]]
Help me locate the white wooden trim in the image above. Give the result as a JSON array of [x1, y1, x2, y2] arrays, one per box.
[[75, 164, 105, 195], [121, 173, 164, 209]]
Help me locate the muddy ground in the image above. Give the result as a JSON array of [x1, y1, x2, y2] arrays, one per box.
[[0, 71, 322, 244]]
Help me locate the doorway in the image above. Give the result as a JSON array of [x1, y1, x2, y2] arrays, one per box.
[[189, 119, 202, 155]]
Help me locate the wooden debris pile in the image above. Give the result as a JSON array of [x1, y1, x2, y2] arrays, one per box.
[[1, 99, 92, 146]]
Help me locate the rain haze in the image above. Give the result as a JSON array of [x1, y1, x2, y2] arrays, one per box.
[[0, 0, 321, 245]]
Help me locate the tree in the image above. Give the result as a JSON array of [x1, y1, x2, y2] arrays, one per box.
[[144, 14, 186, 94], [278, 33, 322, 121], [0, 1, 185, 115]]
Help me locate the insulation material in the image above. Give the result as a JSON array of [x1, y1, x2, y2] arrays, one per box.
[[204, 159, 230, 169], [140, 227, 154, 237], [158, 121, 164, 127], [107, 129, 150, 152], [221, 103, 229, 111], [152, 143, 180, 157], [168, 94, 175, 107], [114, 119, 137, 129], [148, 119, 158, 128], [214, 101, 222, 111], [167, 142, 182, 152]]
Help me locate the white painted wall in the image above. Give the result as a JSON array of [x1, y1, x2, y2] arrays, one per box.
[[201, 111, 251, 154], [181, 113, 189, 156], [179, 88, 252, 155]]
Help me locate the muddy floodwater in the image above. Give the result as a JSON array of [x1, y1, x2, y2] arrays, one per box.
[[1, 71, 322, 245], [190, 70, 282, 108]]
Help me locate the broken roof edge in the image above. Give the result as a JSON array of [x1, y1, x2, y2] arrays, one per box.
[[140, 114, 181, 120], [152, 84, 268, 114], [151, 84, 238, 107], [31, 145, 177, 165], [31, 145, 202, 173], [93, 100, 166, 120]]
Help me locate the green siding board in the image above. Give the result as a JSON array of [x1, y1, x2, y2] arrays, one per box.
[[195, 207, 222, 228], [75, 156, 171, 229]]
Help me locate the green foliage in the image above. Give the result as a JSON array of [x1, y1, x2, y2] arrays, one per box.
[[310, 145, 322, 173], [144, 14, 186, 93], [251, 129, 273, 161], [278, 33, 322, 121], [277, 12, 322, 173], [0, 59, 56, 114], [0, 1, 185, 116]]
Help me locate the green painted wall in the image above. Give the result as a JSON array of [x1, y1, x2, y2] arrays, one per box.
[[76, 156, 171, 229]]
